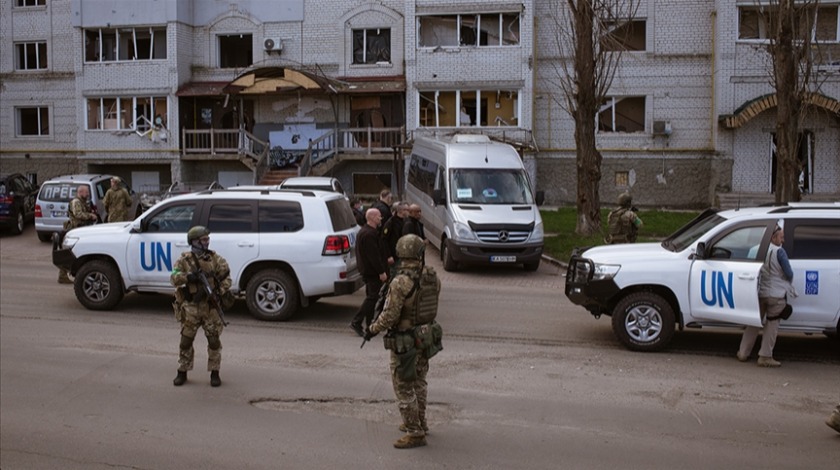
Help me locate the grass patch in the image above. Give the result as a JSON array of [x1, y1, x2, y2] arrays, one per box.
[[541, 207, 700, 263]]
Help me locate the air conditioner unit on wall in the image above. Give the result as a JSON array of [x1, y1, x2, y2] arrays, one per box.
[[652, 120, 672, 136], [264, 37, 283, 52]]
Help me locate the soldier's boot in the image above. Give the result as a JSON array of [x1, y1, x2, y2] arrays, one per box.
[[173, 370, 187, 386], [393, 434, 427, 449], [826, 407, 840, 434], [57, 269, 72, 284], [210, 370, 221, 387]]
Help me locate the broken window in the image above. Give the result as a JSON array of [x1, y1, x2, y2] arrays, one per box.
[[738, 5, 838, 41], [15, 42, 47, 70], [352, 28, 391, 64], [418, 13, 520, 47], [598, 97, 646, 133], [602, 20, 646, 52], [16, 107, 49, 136], [87, 96, 167, 131], [84, 27, 166, 62], [418, 90, 519, 128], [219, 34, 253, 68]]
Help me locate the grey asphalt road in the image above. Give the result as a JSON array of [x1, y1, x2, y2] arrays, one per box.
[[1, 225, 838, 469]]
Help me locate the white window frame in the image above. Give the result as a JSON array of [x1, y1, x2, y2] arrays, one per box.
[[14, 0, 46, 7], [352, 28, 392, 65], [15, 106, 50, 137], [417, 12, 521, 48], [84, 26, 167, 62], [736, 3, 840, 43], [14, 41, 47, 70], [86, 96, 168, 131], [417, 89, 520, 128]]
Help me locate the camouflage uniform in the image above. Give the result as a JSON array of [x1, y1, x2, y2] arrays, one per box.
[[607, 193, 642, 244], [57, 195, 98, 283], [103, 186, 132, 222], [170, 250, 231, 373], [369, 253, 441, 447]]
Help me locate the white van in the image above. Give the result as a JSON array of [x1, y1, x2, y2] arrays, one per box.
[[405, 134, 544, 271]]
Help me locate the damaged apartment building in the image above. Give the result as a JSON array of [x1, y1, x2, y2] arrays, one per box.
[[1, 0, 838, 207]]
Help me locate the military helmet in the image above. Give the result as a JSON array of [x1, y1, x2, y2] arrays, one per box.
[[617, 192, 633, 208], [396, 234, 425, 260], [187, 225, 210, 243]]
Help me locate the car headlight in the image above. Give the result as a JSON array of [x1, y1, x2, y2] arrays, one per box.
[[452, 221, 476, 241], [530, 221, 544, 242], [62, 236, 79, 250], [592, 263, 621, 281]]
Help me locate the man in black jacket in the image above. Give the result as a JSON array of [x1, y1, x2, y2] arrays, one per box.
[[402, 204, 425, 240], [350, 208, 391, 336], [382, 202, 408, 274], [371, 189, 393, 229]]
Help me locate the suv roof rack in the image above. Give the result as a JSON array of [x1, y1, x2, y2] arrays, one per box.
[[200, 188, 318, 197], [769, 202, 840, 213]]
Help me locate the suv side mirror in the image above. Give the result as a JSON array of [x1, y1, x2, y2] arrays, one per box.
[[535, 190, 545, 206], [432, 189, 446, 206], [131, 219, 143, 233], [693, 242, 706, 260]]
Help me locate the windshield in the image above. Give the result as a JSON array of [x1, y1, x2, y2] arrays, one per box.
[[449, 169, 534, 204], [662, 209, 726, 252]]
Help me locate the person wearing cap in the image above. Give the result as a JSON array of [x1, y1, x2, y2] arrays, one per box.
[[102, 176, 133, 222]]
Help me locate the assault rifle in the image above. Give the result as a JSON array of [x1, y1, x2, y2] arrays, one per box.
[[196, 270, 229, 326], [361, 282, 391, 348]]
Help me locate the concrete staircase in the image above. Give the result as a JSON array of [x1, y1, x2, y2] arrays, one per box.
[[258, 168, 298, 186], [716, 192, 840, 210]]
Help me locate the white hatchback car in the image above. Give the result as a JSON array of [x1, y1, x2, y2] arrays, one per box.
[[53, 187, 363, 321]]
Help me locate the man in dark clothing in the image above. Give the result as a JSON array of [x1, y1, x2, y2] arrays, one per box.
[[382, 202, 408, 273], [371, 189, 393, 229], [402, 204, 425, 240], [351, 198, 366, 226], [350, 208, 391, 336]]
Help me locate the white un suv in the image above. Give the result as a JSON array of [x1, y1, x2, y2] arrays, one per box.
[[565, 203, 839, 351], [53, 188, 363, 321]]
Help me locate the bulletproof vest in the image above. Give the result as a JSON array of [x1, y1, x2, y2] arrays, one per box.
[[396, 265, 439, 330], [608, 208, 630, 242]]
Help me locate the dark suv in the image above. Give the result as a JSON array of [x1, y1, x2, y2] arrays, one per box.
[[0, 173, 38, 235]]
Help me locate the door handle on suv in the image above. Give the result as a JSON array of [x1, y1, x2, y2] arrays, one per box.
[[737, 273, 756, 280], [237, 241, 255, 247]]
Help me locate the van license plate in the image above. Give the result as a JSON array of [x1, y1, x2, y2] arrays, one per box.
[[52, 211, 66, 217], [490, 256, 516, 263]]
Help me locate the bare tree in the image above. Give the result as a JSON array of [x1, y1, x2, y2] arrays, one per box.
[[756, 0, 831, 202], [544, 0, 640, 236]]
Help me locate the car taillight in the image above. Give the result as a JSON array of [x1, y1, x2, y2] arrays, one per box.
[[1, 196, 13, 204], [323, 235, 350, 255], [35, 204, 42, 218]]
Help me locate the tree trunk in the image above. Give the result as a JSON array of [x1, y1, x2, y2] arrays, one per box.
[[773, 0, 802, 203], [574, 0, 602, 236]]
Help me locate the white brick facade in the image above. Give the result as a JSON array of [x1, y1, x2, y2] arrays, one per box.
[[1, 0, 837, 206]]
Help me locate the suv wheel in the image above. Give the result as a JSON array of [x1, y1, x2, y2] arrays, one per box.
[[246, 269, 299, 321], [74, 260, 124, 310], [611, 292, 675, 352], [10, 210, 24, 235]]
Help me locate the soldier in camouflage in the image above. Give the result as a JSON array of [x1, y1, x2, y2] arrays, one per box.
[[606, 192, 643, 244], [170, 226, 232, 387], [57, 185, 98, 284], [102, 176, 133, 222], [368, 234, 442, 449]]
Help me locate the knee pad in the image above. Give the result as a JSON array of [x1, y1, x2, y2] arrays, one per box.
[[207, 335, 221, 350], [179, 334, 195, 350]]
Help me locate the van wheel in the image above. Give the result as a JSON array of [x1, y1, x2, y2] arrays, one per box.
[[246, 269, 299, 321], [74, 260, 124, 310], [441, 240, 459, 272], [611, 292, 675, 352], [523, 259, 540, 271], [37, 232, 53, 242]]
